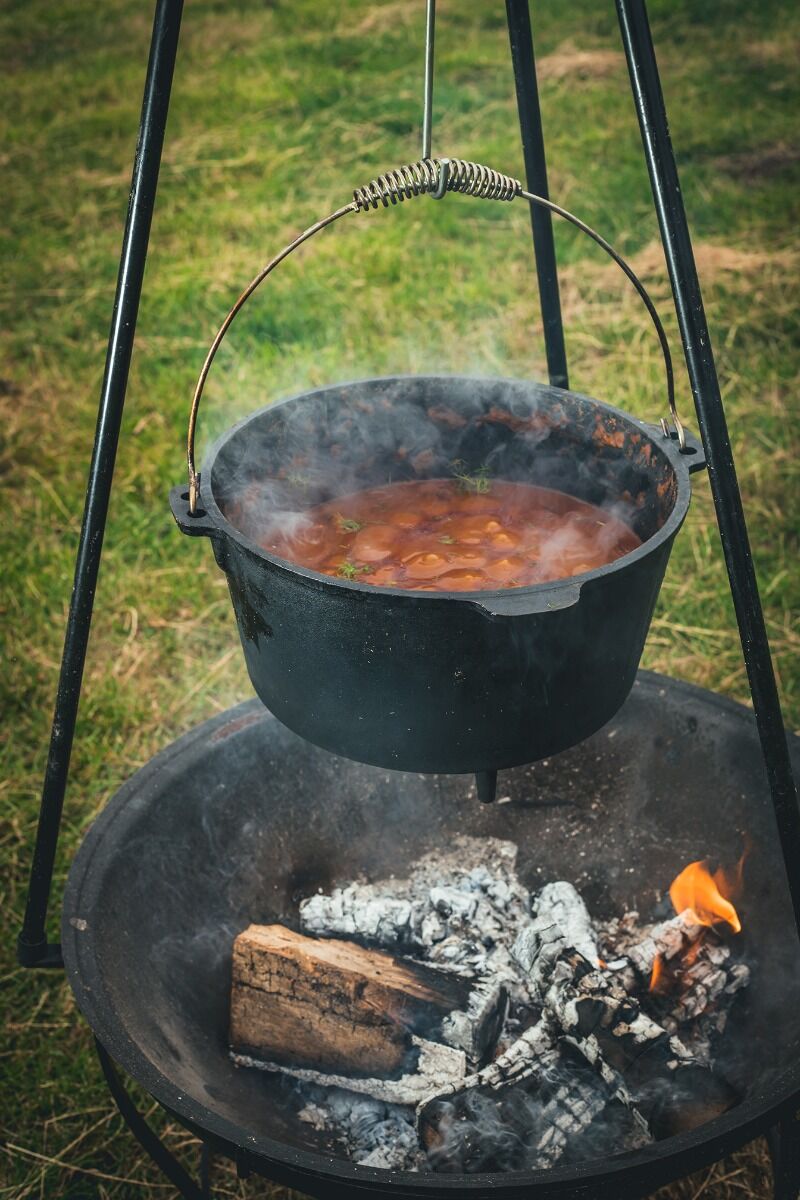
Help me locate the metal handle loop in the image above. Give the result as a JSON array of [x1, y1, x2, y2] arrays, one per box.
[[186, 158, 684, 513]]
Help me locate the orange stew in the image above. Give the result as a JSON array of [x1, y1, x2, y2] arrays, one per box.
[[261, 478, 641, 592]]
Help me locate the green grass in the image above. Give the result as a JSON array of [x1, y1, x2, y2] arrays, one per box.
[[1, 0, 798, 1195]]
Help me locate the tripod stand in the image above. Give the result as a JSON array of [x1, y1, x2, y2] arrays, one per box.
[[17, 2, 800, 1195]]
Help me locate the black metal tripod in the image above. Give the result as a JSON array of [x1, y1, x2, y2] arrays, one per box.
[[16, 1, 800, 1196]]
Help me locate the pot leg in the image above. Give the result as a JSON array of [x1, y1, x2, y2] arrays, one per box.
[[476, 770, 498, 804]]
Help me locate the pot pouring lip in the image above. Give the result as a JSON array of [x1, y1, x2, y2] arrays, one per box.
[[178, 374, 700, 613]]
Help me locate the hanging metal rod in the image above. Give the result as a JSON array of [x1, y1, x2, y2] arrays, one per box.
[[422, 0, 436, 160]]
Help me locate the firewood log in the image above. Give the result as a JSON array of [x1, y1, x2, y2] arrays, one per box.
[[512, 881, 599, 988], [230, 924, 506, 1077], [601, 911, 751, 1058], [532, 945, 740, 1137]]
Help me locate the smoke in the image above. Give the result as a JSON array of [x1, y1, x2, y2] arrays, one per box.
[[209, 375, 653, 579], [422, 1053, 646, 1174]]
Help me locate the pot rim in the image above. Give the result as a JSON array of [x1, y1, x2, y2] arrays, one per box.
[[62, 678, 800, 1196], [197, 373, 697, 605]]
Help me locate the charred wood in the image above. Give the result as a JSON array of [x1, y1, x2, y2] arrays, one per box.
[[299, 836, 531, 996], [532, 945, 740, 1137], [512, 881, 599, 991]]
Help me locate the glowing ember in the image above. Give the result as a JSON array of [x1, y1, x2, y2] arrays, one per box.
[[669, 860, 742, 933]]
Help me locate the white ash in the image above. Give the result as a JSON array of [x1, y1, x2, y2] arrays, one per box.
[[241, 839, 749, 1173], [298, 1091, 425, 1171], [233, 1034, 467, 1107], [300, 836, 532, 999], [512, 881, 600, 995]]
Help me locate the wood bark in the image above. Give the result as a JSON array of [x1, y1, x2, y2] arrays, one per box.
[[230, 924, 505, 1077]]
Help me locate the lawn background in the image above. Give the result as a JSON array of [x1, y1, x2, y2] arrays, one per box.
[[1, 0, 798, 1196]]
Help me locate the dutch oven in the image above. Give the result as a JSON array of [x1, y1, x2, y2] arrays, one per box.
[[170, 158, 704, 775]]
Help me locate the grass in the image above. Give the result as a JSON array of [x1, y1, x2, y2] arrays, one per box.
[[1, 0, 798, 1195]]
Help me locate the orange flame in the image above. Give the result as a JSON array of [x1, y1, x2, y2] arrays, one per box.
[[668, 859, 742, 933], [649, 952, 664, 993]]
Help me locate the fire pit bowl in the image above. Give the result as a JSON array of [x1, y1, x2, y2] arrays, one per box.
[[63, 672, 800, 1199], [170, 375, 704, 774]]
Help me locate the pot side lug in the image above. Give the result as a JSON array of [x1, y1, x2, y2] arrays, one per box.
[[169, 484, 216, 538], [682, 428, 707, 474], [472, 582, 582, 618], [642, 422, 706, 474]]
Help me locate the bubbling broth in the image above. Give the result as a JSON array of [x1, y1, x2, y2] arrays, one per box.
[[255, 478, 641, 592]]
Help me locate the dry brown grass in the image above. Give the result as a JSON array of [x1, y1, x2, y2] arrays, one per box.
[[714, 142, 800, 182], [537, 40, 624, 83]]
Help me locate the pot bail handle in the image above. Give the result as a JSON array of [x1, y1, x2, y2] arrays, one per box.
[[186, 157, 685, 513]]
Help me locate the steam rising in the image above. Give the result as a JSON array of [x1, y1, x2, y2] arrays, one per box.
[[211, 376, 658, 583]]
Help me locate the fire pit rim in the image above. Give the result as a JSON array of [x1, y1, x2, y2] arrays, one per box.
[[179, 373, 701, 608], [61, 673, 800, 1196]]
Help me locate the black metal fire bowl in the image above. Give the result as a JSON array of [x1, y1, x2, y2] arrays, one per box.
[[62, 672, 800, 1200]]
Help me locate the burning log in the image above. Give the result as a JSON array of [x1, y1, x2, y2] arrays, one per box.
[[525, 941, 740, 1137], [654, 945, 750, 1066], [663, 955, 750, 1028], [601, 908, 751, 1054], [600, 909, 706, 986], [229, 924, 507, 1076], [626, 911, 704, 976]]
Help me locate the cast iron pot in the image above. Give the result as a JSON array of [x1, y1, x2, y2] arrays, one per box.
[[170, 374, 704, 774]]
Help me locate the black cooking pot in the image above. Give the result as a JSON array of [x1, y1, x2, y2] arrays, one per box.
[[170, 374, 704, 773]]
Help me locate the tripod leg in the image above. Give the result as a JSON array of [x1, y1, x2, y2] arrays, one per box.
[[506, 0, 569, 389], [17, 0, 185, 968], [616, 0, 800, 934]]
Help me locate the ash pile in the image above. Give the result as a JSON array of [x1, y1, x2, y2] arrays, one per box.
[[230, 836, 749, 1173]]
